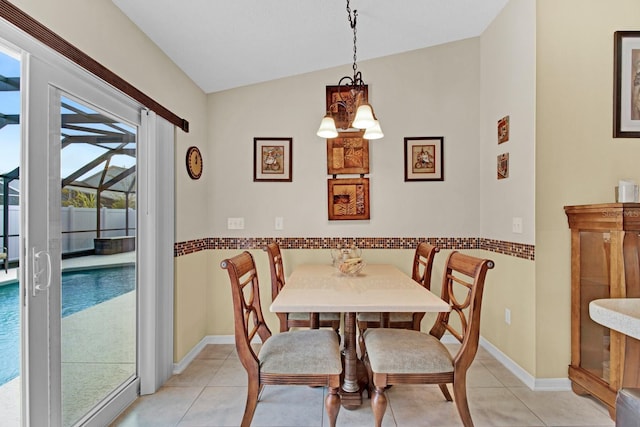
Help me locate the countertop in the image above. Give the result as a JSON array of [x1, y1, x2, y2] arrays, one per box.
[[589, 298, 640, 340]]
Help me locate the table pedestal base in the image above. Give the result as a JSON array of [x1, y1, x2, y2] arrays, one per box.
[[339, 358, 369, 409], [340, 312, 369, 409]]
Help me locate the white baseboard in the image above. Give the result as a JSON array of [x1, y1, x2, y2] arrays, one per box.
[[479, 336, 571, 391], [175, 334, 571, 392], [172, 335, 241, 374]]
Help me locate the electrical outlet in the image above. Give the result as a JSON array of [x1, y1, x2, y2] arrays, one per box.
[[227, 217, 244, 229], [505, 308, 511, 325], [512, 217, 523, 234]]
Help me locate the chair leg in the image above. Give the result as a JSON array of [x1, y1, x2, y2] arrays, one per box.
[[241, 378, 260, 427], [439, 383, 453, 401], [452, 378, 473, 427], [325, 386, 341, 427], [371, 386, 387, 427], [358, 323, 367, 359], [362, 353, 373, 399]]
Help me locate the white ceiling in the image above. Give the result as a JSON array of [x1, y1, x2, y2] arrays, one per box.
[[112, 0, 509, 94]]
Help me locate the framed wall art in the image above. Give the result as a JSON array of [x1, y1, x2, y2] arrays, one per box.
[[404, 137, 444, 181], [327, 177, 370, 220], [327, 131, 369, 175], [253, 137, 292, 182], [326, 84, 368, 131], [497, 153, 509, 179], [498, 115, 510, 143], [614, 31, 640, 137]]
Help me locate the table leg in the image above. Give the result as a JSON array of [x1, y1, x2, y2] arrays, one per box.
[[310, 313, 319, 329], [380, 312, 390, 328], [340, 312, 367, 409]]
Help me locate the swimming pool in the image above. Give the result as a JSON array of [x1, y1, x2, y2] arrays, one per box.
[[0, 265, 136, 386]]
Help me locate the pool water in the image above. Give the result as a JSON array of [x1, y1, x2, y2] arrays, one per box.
[[0, 265, 136, 386]]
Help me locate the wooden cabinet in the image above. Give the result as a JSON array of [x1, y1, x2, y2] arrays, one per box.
[[565, 203, 640, 417]]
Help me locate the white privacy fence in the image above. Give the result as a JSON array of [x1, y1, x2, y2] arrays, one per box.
[[1, 206, 136, 261]]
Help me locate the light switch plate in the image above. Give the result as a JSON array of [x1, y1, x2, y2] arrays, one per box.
[[512, 217, 523, 234], [275, 217, 284, 230], [227, 217, 244, 229]]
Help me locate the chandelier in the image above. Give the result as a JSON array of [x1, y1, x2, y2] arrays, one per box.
[[317, 0, 383, 140]]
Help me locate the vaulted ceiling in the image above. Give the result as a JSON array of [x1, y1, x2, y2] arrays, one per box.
[[112, 0, 509, 94]]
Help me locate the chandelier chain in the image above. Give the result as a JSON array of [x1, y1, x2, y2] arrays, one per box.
[[346, 0, 358, 78]]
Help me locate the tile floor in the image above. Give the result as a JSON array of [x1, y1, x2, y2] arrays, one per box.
[[112, 343, 616, 427]]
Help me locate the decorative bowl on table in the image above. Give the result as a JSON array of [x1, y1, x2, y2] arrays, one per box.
[[331, 245, 365, 276]]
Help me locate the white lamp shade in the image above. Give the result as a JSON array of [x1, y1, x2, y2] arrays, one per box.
[[317, 115, 338, 138], [363, 120, 384, 140], [351, 104, 375, 129]]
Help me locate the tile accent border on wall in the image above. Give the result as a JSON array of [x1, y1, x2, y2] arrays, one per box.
[[174, 237, 534, 260]]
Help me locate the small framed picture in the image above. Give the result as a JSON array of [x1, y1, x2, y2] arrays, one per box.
[[614, 31, 640, 137], [327, 131, 369, 175], [497, 153, 509, 179], [253, 137, 292, 182], [326, 84, 368, 131], [498, 115, 510, 144], [404, 137, 444, 181], [328, 177, 370, 220]]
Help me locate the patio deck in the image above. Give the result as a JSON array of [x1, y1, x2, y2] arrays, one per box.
[[0, 251, 136, 426]]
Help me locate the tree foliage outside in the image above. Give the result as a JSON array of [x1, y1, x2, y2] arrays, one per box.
[[62, 188, 98, 208], [112, 194, 136, 209], [61, 188, 136, 209]]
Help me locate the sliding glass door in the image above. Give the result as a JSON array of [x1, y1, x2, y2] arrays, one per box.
[[58, 95, 138, 426], [0, 15, 174, 426], [25, 53, 143, 427]]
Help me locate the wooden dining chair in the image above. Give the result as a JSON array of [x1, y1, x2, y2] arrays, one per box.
[[357, 242, 439, 354], [362, 251, 494, 427], [264, 242, 341, 333], [221, 251, 342, 427]]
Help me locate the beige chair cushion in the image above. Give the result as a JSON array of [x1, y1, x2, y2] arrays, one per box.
[[259, 329, 342, 375], [363, 328, 453, 374], [288, 312, 341, 321], [357, 312, 413, 322]]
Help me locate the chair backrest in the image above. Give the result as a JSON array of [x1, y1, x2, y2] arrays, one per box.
[[264, 242, 286, 301], [411, 242, 440, 290], [221, 251, 272, 372], [429, 251, 494, 369]]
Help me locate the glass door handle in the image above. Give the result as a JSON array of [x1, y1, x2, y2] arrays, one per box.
[[32, 248, 51, 296]]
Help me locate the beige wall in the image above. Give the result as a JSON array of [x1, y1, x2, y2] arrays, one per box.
[[480, 0, 536, 245], [536, 0, 640, 378], [207, 39, 482, 238], [11, 0, 210, 243], [478, 0, 537, 375]]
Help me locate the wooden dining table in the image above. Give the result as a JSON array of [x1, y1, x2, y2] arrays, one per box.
[[269, 263, 451, 409]]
